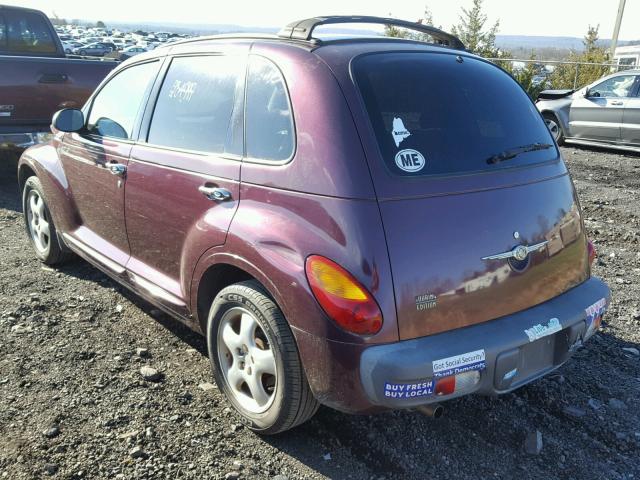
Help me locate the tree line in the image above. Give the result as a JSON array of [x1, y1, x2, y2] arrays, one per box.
[[384, 0, 614, 98]]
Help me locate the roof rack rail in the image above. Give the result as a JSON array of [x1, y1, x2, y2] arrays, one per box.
[[277, 15, 465, 50]]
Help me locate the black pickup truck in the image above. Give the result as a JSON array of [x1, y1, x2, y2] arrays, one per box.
[[0, 5, 117, 148]]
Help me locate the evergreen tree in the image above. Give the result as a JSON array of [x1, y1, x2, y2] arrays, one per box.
[[451, 0, 502, 57], [384, 6, 436, 42], [550, 25, 609, 89]]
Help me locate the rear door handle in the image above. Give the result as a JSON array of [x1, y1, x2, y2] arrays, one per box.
[[610, 100, 624, 106], [199, 186, 232, 202], [38, 73, 69, 84]]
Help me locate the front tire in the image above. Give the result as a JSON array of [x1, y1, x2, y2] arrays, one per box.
[[543, 112, 565, 145], [23, 176, 71, 265], [207, 280, 318, 434]]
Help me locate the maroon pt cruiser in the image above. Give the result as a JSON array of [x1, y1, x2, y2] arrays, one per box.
[[17, 16, 610, 434]]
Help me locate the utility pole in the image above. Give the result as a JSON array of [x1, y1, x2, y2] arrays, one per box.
[[609, 0, 626, 61]]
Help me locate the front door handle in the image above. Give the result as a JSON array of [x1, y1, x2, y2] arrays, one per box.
[[199, 186, 232, 202], [610, 100, 624, 106], [106, 163, 127, 176]]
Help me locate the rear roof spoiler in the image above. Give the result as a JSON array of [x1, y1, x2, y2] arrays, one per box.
[[277, 16, 466, 50], [537, 89, 574, 101]]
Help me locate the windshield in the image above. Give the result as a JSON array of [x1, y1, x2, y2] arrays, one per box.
[[353, 52, 557, 177]]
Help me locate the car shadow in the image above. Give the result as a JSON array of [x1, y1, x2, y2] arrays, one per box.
[[26, 246, 640, 478], [562, 142, 640, 158], [0, 149, 22, 213]]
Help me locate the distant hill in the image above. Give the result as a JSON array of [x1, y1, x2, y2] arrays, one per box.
[[496, 35, 640, 51], [82, 20, 640, 54]]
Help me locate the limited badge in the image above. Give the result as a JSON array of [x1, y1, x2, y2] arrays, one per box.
[[395, 149, 425, 173], [415, 293, 437, 311]]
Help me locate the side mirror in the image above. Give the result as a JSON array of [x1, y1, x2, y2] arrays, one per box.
[[52, 108, 84, 133], [583, 88, 590, 97]]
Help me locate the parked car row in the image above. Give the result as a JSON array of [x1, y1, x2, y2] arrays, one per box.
[[54, 22, 190, 58]]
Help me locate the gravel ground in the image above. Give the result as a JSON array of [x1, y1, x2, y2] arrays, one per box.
[[0, 146, 639, 480]]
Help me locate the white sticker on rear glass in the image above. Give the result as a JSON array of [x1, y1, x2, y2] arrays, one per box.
[[395, 149, 425, 173], [391, 117, 411, 147], [432, 350, 486, 379]]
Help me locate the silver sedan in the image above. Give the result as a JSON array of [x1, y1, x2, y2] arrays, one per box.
[[536, 70, 640, 152]]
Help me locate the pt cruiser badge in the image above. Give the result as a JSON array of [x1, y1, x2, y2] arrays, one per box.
[[481, 241, 549, 262]]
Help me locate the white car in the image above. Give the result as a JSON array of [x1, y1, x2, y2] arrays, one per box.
[[121, 46, 147, 58]]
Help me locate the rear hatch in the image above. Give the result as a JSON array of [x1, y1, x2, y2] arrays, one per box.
[[352, 51, 590, 340]]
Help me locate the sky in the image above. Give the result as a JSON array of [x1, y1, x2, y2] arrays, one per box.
[[8, 0, 640, 40]]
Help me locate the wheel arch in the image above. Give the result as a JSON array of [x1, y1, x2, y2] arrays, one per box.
[[192, 257, 282, 334], [540, 108, 569, 137], [17, 142, 79, 236]]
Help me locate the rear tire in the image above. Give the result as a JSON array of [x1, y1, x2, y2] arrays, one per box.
[[22, 176, 72, 265], [543, 112, 565, 145], [206, 280, 319, 434]]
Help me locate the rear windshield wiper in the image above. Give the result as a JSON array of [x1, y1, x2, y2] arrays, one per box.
[[485, 143, 553, 165]]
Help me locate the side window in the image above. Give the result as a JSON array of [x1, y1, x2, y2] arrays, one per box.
[[245, 56, 294, 162], [87, 61, 159, 140], [589, 75, 636, 98], [0, 15, 6, 49], [147, 55, 243, 154], [5, 11, 56, 54]]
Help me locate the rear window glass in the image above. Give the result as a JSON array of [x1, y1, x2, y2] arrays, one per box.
[[4, 10, 57, 54], [354, 53, 556, 176]]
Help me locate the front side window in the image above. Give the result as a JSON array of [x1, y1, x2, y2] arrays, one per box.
[[245, 56, 294, 162], [147, 55, 243, 154], [589, 75, 636, 98], [5, 11, 56, 54], [354, 52, 555, 177], [87, 61, 159, 140]]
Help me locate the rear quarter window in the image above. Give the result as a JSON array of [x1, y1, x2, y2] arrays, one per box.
[[353, 52, 556, 177], [245, 55, 295, 162], [4, 10, 57, 54]]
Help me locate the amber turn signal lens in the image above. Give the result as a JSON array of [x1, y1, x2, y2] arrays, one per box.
[[305, 255, 383, 335]]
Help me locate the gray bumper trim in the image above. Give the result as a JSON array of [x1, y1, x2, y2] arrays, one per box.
[[360, 277, 610, 408]]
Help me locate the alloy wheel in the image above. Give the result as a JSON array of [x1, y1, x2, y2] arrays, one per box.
[[545, 118, 561, 141], [217, 307, 277, 414], [26, 189, 50, 254]]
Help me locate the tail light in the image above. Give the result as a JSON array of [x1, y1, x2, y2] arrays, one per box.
[[587, 240, 597, 266], [305, 255, 383, 335], [435, 370, 481, 396]]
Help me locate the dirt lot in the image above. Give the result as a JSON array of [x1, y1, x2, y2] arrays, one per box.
[[0, 146, 639, 480]]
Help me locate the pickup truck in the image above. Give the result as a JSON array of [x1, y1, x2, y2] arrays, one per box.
[[0, 5, 117, 148]]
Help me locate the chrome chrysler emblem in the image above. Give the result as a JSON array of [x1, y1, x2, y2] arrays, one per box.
[[481, 241, 549, 261]]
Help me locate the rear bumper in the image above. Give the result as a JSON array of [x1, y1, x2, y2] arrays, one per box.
[[296, 277, 610, 413], [360, 276, 610, 408]]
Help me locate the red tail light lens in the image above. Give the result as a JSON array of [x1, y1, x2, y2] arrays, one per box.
[[587, 240, 597, 266], [435, 376, 456, 396], [305, 255, 383, 335]]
